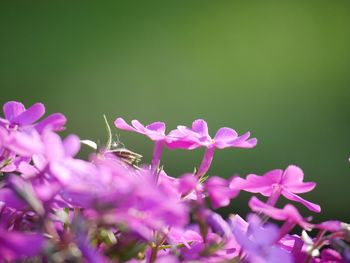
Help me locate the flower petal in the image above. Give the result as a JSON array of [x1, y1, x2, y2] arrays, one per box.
[[241, 169, 283, 196], [43, 132, 65, 161], [282, 190, 321, 213], [114, 117, 138, 132], [192, 119, 209, 137], [282, 165, 304, 185], [146, 121, 166, 134], [12, 102, 45, 125], [0, 230, 44, 260], [35, 113, 66, 133], [63, 134, 81, 157], [3, 101, 25, 121], [213, 127, 238, 149]]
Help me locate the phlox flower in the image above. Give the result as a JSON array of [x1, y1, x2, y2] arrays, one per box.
[[249, 196, 313, 241], [204, 176, 240, 208], [18, 131, 81, 183], [240, 165, 321, 212], [167, 119, 257, 177], [0, 127, 42, 172], [0, 227, 44, 261], [0, 101, 66, 133], [114, 118, 169, 175], [70, 160, 189, 240], [232, 214, 293, 263]]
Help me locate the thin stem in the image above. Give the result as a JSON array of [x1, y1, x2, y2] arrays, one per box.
[[266, 185, 282, 207], [275, 221, 295, 242], [197, 147, 215, 178], [151, 141, 164, 180]]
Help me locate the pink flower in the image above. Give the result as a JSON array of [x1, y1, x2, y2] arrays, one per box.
[[249, 196, 313, 240], [18, 131, 82, 186], [204, 176, 240, 208], [168, 119, 257, 177], [240, 165, 320, 213], [168, 119, 257, 150], [232, 214, 293, 263], [0, 228, 44, 261], [315, 220, 342, 232], [114, 118, 168, 175], [0, 101, 66, 133], [0, 127, 43, 173]]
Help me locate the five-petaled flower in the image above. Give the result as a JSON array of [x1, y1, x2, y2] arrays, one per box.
[[0, 101, 66, 133], [239, 165, 321, 213], [167, 119, 257, 177]]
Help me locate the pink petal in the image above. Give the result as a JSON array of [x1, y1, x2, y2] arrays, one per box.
[[167, 126, 207, 148], [286, 182, 316, 194], [282, 190, 321, 213], [249, 197, 312, 229], [0, 188, 27, 210], [316, 220, 342, 232], [249, 196, 288, 221], [8, 130, 44, 156], [0, 230, 44, 259], [63, 134, 81, 157], [50, 161, 72, 185], [229, 132, 258, 148], [206, 176, 239, 208], [192, 119, 209, 137], [281, 165, 317, 194], [213, 127, 238, 149], [12, 103, 45, 125], [130, 120, 147, 133], [33, 154, 47, 170], [146, 121, 166, 133], [282, 165, 304, 185], [229, 176, 246, 190], [3, 101, 25, 121], [43, 132, 65, 161], [114, 117, 138, 132], [18, 162, 39, 178], [241, 169, 283, 196], [35, 113, 66, 133], [178, 173, 198, 195]]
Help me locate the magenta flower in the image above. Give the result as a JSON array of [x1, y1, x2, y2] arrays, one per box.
[[0, 228, 44, 261], [206, 210, 233, 238], [232, 214, 293, 263], [167, 119, 257, 177], [17, 131, 82, 187], [240, 165, 320, 213], [0, 101, 66, 133], [114, 118, 168, 175], [315, 220, 342, 232], [204, 176, 240, 208], [0, 127, 43, 173], [249, 196, 313, 240]]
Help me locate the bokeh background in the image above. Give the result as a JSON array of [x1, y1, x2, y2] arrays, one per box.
[[1, 1, 349, 221]]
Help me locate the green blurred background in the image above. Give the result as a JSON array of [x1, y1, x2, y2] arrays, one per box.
[[0, 1, 349, 221]]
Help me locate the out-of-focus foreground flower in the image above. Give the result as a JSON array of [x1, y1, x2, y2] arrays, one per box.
[[0, 100, 348, 263]]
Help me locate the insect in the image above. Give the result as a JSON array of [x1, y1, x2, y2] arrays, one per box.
[[107, 147, 143, 167], [81, 115, 143, 168]]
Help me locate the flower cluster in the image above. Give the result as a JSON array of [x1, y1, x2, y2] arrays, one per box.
[[0, 101, 349, 263]]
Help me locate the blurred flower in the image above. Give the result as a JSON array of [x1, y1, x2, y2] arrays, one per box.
[[204, 176, 240, 208], [232, 214, 293, 263], [0, 227, 44, 261], [249, 196, 313, 240], [0, 101, 66, 132]]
